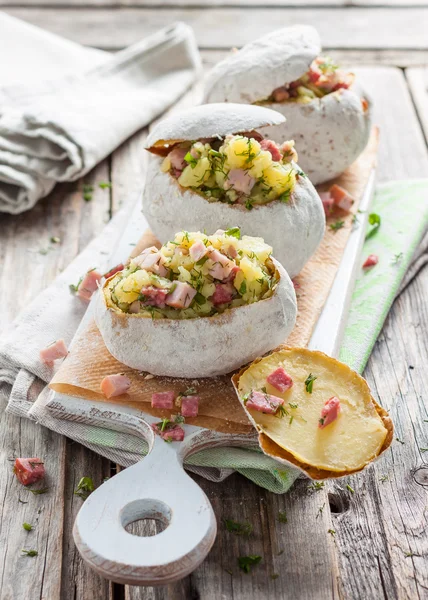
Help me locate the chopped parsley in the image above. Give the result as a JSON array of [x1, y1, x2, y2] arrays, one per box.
[[309, 481, 325, 492], [23, 523, 33, 531], [305, 373, 317, 394], [98, 182, 112, 189], [184, 152, 198, 168], [22, 549, 38, 557], [224, 519, 253, 536], [83, 184, 94, 202], [328, 529, 336, 536], [74, 476, 95, 500], [239, 281, 247, 295], [50, 236, 60, 244], [365, 212, 381, 240], [395, 437, 405, 445], [319, 417, 325, 427], [29, 488, 49, 496], [316, 502, 326, 518], [69, 276, 83, 294], [225, 227, 241, 239], [330, 220, 345, 232], [289, 416, 294, 425], [346, 484, 355, 494], [278, 510, 288, 523], [238, 555, 262, 573]]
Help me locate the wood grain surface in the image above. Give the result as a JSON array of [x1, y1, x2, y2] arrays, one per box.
[[0, 6, 427, 599]]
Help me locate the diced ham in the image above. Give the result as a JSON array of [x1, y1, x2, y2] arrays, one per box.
[[332, 72, 354, 91], [133, 247, 161, 270], [168, 146, 188, 172], [245, 390, 284, 414], [152, 423, 185, 442], [227, 245, 238, 259], [225, 265, 240, 283], [129, 301, 141, 313], [267, 367, 293, 393], [208, 249, 235, 281], [308, 65, 321, 83], [151, 391, 175, 409], [100, 374, 131, 398], [103, 263, 124, 279], [40, 339, 68, 364], [260, 139, 282, 162], [329, 184, 355, 212], [363, 254, 378, 269], [318, 396, 341, 429], [77, 269, 102, 301], [140, 285, 169, 308], [181, 395, 199, 418], [225, 169, 255, 195], [165, 281, 197, 309], [280, 140, 298, 163], [271, 86, 290, 102], [319, 192, 335, 216], [189, 240, 209, 262], [292, 279, 301, 289], [14, 458, 45, 486], [211, 283, 235, 305]]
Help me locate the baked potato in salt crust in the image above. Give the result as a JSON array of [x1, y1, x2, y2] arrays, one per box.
[[232, 347, 393, 479], [142, 103, 325, 279], [203, 26, 372, 185], [95, 230, 297, 378]]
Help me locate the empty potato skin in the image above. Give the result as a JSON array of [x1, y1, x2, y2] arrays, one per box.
[[142, 158, 325, 280], [94, 259, 297, 379]]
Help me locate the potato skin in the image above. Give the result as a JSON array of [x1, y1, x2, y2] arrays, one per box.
[[95, 259, 297, 378], [142, 157, 325, 279], [258, 87, 372, 185]]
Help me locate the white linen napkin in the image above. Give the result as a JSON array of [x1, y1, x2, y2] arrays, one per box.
[[0, 13, 201, 214]]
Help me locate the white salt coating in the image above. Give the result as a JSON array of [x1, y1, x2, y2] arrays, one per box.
[[94, 259, 297, 378], [142, 156, 325, 279], [145, 103, 285, 150]]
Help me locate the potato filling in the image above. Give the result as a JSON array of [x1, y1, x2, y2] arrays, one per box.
[[161, 134, 301, 210], [260, 56, 357, 105], [104, 229, 278, 320]]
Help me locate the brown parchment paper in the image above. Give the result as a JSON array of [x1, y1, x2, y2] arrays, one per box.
[[50, 130, 379, 435]]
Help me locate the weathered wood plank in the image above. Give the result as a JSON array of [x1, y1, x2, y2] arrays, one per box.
[[406, 67, 428, 145], [329, 263, 428, 600], [3, 7, 428, 50], [3, 0, 428, 6], [0, 161, 115, 600]]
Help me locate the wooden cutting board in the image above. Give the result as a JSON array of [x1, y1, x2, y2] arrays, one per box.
[[44, 135, 377, 586]]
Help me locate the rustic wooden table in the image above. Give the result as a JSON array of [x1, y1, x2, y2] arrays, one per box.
[[1, 2, 428, 599]]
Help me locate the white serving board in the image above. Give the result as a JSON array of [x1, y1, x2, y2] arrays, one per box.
[[46, 171, 376, 586]]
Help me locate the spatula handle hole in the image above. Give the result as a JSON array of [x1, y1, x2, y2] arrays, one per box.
[[120, 499, 171, 538]]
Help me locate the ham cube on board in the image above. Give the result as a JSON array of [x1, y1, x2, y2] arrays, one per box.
[[77, 269, 102, 301], [152, 423, 185, 442], [245, 390, 284, 414], [363, 254, 379, 269], [100, 374, 131, 399], [319, 192, 334, 216], [319, 396, 341, 429], [208, 249, 235, 281], [40, 339, 68, 365], [151, 391, 175, 409], [14, 458, 45, 486], [181, 395, 200, 418], [329, 184, 354, 212], [267, 367, 293, 393]]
